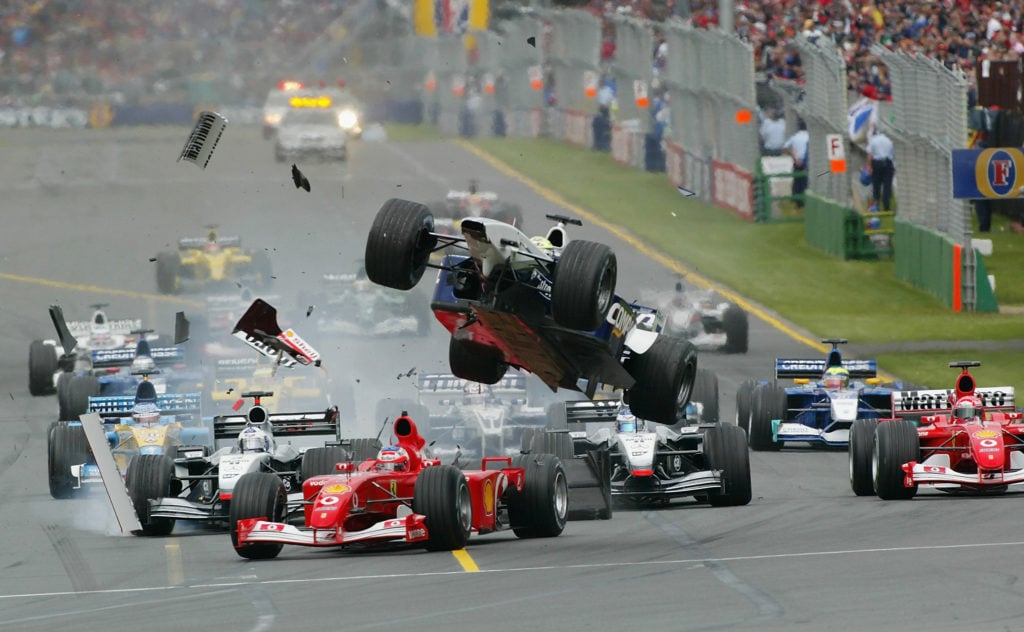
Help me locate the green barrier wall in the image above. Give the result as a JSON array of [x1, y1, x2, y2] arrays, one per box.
[[894, 222, 954, 307], [975, 251, 999, 313], [804, 192, 879, 260]]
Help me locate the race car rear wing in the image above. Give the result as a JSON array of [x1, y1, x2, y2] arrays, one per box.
[[87, 392, 203, 422], [889, 386, 1016, 418], [178, 235, 241, 249], [774, 359, 877, 380], [90, 346, 185, 368], [560, 400, 622, 426], [66, 319, 145, 336], [212, 408, 340, 442]]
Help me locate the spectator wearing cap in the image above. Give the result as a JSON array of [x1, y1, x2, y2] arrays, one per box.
[[866, 129, 896, 212], [783, 120, 810, 209]]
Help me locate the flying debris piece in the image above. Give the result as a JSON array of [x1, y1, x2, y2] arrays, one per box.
[[527, 36, 536, 47], [306, 305, 314, 318], [291, 164, 311, 192], [677, 186, 696, 197], [174, 311, 190, 344], [405, 367, 416, 377], [232, 399, 244, 411], [226, 388, 234, 395], [177, 110, 227, 169], [149, 257, 157, 262], [232, 298, 321, 368]]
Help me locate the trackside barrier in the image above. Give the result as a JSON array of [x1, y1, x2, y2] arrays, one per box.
[[711, 160, 754, 220], [894, 223, 956, 308], [752, 162, 806, 222], [804, 192, 880, 260]]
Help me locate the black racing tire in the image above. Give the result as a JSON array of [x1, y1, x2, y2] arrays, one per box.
[[721, 305, 749, 354], [529, 430, 574, 461], [551, 240, 617, 331], [64, 375, 100, 422], [126, 454, 177, 536], [449, 337, 508, 385], [492, 203, 524, 229], [156, 250, 181, 294], [364, 199, 437, 291], [705, 424, 752, 506], [625, 336, 698, 425], [692, 368, 720, 424], [735, 379, 757, 434], [748, 383, 784, 451], [348, 438, 382, 464], [508, 453, 568, 538], [412, 465, 472, 552], [230, 472, 288, 559], [300, 446, 349, 481], [872, 420, 919, 500], [29, 340, 58, 396], [48, 422, 90, 499], [849, 418, 878, 496], [56, 372, 75, 421], [251, 250, 273, 288]]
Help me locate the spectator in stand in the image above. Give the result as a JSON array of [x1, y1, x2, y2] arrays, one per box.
[[759, 108, 786, 156], [783, 119, 809, 209], [866, 129, 896, 213]]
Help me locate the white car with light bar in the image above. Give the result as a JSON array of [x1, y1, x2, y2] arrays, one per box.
[[274, 107, 348, 163]]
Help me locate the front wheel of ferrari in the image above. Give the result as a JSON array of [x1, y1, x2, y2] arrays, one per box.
[[508, 453, 568, 538], [413, 465, 472, 551]]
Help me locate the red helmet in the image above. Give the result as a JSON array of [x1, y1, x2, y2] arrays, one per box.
[[953, 396, 982, 421]]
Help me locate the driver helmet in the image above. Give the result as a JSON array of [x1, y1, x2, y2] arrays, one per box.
[[91, 311, 111, 343], [375, 445, 410, 472], [204, 230, 221, 253], [131, 353, 157, 374], [130, 402, 161, 426], [238, 424, 272, 453], [616, 407, 637, 433], [530, 236, 555, 251], [822, 366, 850, 390], [953, 396, 982, 421]]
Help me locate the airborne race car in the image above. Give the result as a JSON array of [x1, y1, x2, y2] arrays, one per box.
[[364, 199, 698, 426], [155, 227, 272, 295], [736, 339, 909, 450], [850, 361, 1022, 500], [231, 411, 568, 558], [525, 368, 750, 507]]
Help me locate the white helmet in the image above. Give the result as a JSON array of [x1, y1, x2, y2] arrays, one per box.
[[239, 425, 271, 453], [616, 407, 637, 433]]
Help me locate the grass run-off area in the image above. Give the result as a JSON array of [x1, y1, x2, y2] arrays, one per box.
[[465, 136, 1024, 388], [877, 351, 1022, 393]]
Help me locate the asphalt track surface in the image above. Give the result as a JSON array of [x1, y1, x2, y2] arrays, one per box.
[[1, 127, 1022, 631]]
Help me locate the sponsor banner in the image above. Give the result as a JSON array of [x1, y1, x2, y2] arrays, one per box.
[[952, 147, 1024, 199], [665, 141, 685, 187], [563, 110, 588, 147], [0, 107, 89, 128], [611, 123, 632, 165], [711, 160, 754, 220]]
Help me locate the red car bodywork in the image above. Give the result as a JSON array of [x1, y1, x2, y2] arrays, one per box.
[[236, 414, 527, 550]]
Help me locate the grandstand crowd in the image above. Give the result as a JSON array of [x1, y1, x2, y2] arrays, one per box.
[[1, 0, 1017, 106]]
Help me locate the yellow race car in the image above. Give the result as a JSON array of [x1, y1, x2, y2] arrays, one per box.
[[156, 227, 272, 294], [206, 357, 328, 414]]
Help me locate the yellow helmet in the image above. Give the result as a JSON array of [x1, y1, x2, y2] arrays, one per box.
[[531, 236, 554, 251]]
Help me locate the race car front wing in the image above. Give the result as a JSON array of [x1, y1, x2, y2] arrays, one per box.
[[237, 514, 430, 547]]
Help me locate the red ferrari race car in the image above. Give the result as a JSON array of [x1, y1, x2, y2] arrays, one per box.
[[231, 412, 568, 559], [849, 361, 1021, 499]]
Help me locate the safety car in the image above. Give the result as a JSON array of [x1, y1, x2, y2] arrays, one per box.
[[274, 107, 348, 163], [262, 81, 363, 140], [47, 379, 208, 499], [364, 199, 699, 425], [155, 227, 273, 294], [850, 361, 1022, 499], [737, 339, 910, 450], [231, 410, 568, 558]]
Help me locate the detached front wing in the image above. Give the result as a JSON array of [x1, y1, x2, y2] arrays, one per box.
[[237, 514, 429, 548]]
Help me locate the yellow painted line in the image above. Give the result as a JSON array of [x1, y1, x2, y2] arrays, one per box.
[[451, 548, 480, 572], [165, 542, 185, 585], [455, 139, 829, 355], [0, 271, 204, 308]]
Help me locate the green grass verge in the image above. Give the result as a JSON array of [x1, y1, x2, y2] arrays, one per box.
[[470, 137, 1023, 344], [383, 124, 441, 142], [877, 350, 1024, 392], [974, 212, 1024, 306]]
